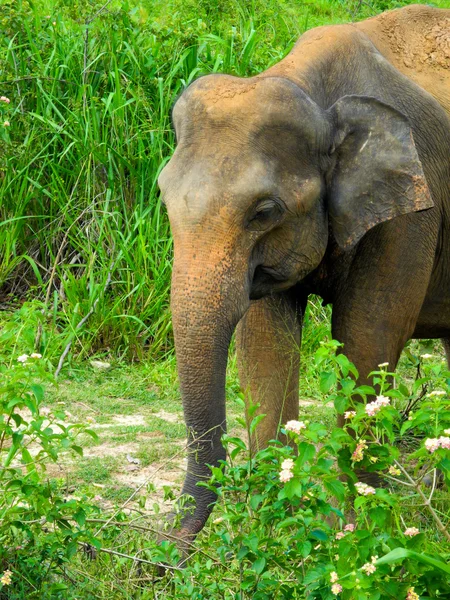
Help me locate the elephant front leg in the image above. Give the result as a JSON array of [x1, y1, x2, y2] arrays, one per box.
[[236, 292, 303, 452]]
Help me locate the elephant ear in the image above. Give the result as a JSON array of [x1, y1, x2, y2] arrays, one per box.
[[327, 95, 433, 249]]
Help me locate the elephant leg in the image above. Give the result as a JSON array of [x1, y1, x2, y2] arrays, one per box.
[[331, 225, 436, 484], [443, 339, 450, 368], [236, 292, 303, 452]]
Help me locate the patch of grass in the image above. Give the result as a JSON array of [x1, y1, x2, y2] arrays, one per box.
[[75, 456, 118, 484], [102, 485, 138, 503]]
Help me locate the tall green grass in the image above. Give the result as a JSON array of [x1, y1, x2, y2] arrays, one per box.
[[0, 0, 429, 364]]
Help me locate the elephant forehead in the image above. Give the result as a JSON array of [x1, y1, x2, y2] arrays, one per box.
[[173, 75, 326, 146]]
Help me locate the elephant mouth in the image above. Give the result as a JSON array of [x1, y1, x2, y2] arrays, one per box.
[[250, 265, 292, 299]]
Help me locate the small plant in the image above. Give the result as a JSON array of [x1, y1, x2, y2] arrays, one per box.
[[0, 352, 99, 597]]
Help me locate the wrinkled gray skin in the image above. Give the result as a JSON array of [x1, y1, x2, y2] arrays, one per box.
[[158, 5, 450, 547]]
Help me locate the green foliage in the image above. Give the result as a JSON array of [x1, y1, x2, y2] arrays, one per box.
[[0, 0, 421, 363], [148, 342, 450, 599], [0, 353, 99, 597]]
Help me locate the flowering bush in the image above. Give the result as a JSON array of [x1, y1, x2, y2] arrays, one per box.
[[164, 341, 450, 599], [0, 352, 99, 595]]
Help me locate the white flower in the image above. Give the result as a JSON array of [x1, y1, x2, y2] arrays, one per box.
[[378, 362, 389, 367], [354, 482, 376, 496], [361, 562, 376, 575], [17, 354, 29, 363], [444, 429, 450, 435], [420, 353, 433, 359], [279, 469, 293, 483], [30, 353, 42, 359], [344, 410, 356, 419], [375, 395, 390, 407], [439, 436, 450, 450], [3, 121, 10, 127], [429, 390, 446, 397], [404, 527, 420, 537], [0, 96, 10, 104], [425, 438, 440, 453], [281, 458, 294, 471], [330, 571, 339, 583], [284, 420, 306, 434], [331, 583, 342, 595], [365, 395, 390, 416], [0, 570, 12, 585]]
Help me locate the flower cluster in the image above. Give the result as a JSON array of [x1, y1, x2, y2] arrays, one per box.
[[330, 573, 342, 595], [404, 527, 420, 537], [354, 482, 376, 496], [429, 390, 446, 397], [0, 96, 10, 104], [424, 436, 450, 453], [17, 353, 42, 363], [352, 439, 368, 462], [279, 458, 294, 483], [0, 570, 12, 586], [284, 420, 306, 434], [406, 588, 419, 600], [361, 555, 377, 575], [344, 410, 356, 419], [365, 395, 390, 416]]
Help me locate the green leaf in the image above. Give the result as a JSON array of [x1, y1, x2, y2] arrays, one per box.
[[253, 557, 266, 575], [369, 506, 390, 528], [298, 541, 312, 558], [320, 371, 337, 394], [284, 478, 303, 499], [71, 445, 84, 457], [85, 428, 99, 442], [31, 384, 44, 403], [334, 396, 348, 414], [323, 478, 345, 502], [66, 541, 78, 559], [398, 383, 410, 397], [374, 548, 450, 575], [74, 508, 86, 527], [297, 442, 315, 467], [249, 414, 266, 435], [340, 377, 355, 395], [309, 528, 328, 541]]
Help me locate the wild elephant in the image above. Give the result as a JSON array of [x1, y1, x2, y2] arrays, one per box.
[[157, 4, 450, 544]]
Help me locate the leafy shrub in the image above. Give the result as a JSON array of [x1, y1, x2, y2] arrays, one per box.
[[0, 352, 99, 597], [158, 342, 450, 599]]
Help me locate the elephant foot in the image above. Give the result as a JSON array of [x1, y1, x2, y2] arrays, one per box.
[[155, 515, 204, 574]]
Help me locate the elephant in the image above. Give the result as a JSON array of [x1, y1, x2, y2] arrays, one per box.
[[157, 4, 450, 545]]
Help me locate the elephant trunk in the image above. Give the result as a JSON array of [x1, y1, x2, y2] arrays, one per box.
[[170, 247, 250, 537]]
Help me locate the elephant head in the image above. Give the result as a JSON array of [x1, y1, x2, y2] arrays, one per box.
[[157, 74, 432, 540]]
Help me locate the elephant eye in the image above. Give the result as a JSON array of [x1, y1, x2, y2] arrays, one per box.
[[246, 198, 284, 231]]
